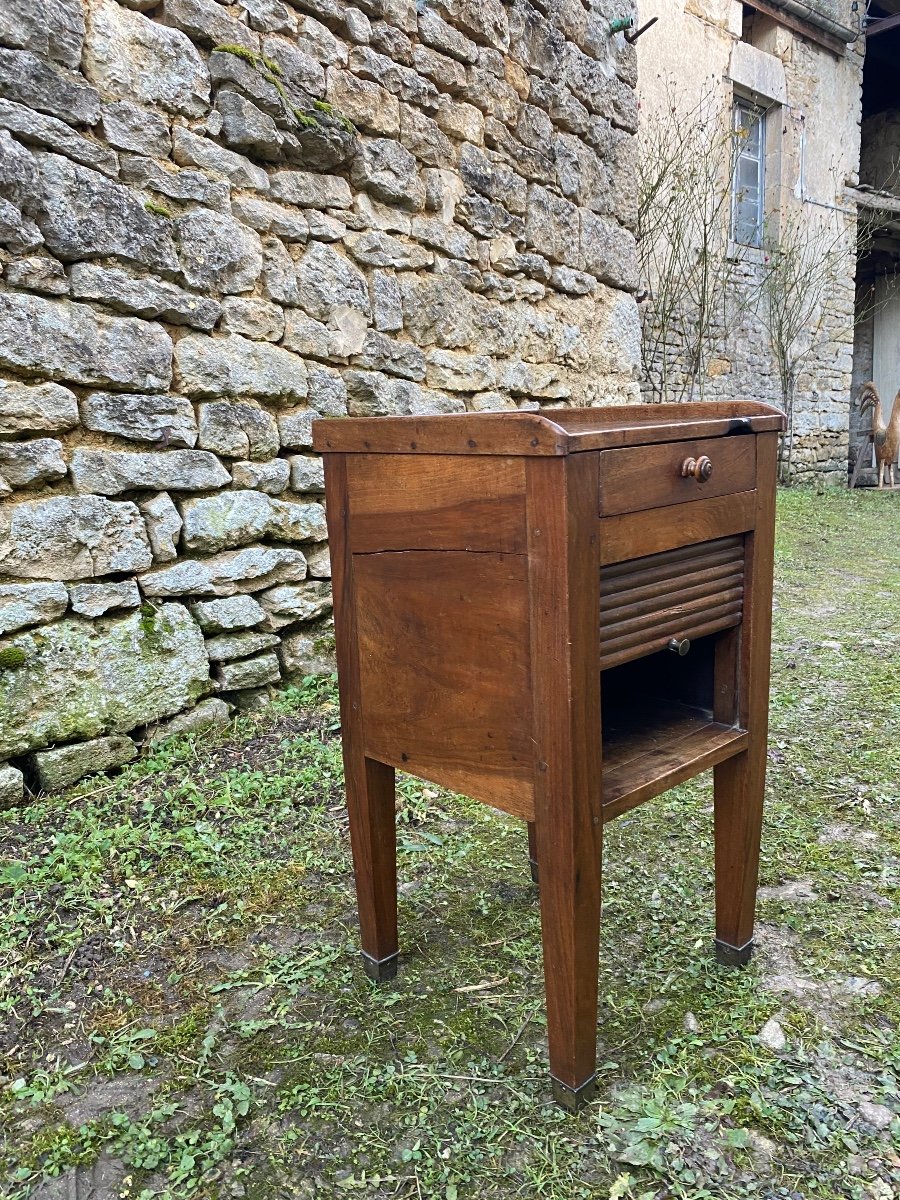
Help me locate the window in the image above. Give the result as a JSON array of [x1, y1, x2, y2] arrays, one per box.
[[732, 100, 765, 248]]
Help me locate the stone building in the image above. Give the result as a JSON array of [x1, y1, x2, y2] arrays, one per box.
[[635, 0, 867, 482], [0, 0, 642, 800], [849, 6, 900, 477]]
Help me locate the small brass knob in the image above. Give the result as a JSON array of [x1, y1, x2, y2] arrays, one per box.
[[681, 455, 713, 482], [668, 637, 691, 656]]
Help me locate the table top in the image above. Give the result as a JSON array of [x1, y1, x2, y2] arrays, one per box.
[[312, 401, 786, 456]]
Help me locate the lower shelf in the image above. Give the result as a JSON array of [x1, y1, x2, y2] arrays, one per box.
[[601, 701, 748, 821]]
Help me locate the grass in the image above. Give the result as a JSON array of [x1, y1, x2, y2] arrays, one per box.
[[0, 487, 898, 1200]]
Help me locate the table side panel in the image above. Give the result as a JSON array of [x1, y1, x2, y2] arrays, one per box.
[[598, 436, 756, 516], [354, 549, 535, 820], [346, 454, 527, 553]]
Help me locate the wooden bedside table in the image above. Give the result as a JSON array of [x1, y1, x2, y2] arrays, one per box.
[[313, 402, 785, 1111]]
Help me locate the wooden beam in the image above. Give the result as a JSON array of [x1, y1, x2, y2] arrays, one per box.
[[866, 11, 900, 34], [744, 0, 847, 56]]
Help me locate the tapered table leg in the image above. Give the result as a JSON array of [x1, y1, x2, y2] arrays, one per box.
[[534, 809, 602, 1111], [345, 754, 398, 981], [713, 746, 764, 966]]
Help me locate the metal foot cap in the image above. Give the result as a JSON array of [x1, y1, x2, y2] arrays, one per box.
[[362, 951, 399, 982], [715, 937, 753, 967], [551, 1074, 597, 1112]]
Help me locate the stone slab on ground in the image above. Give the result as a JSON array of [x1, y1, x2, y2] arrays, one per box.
[[29, 733, 136, 791]]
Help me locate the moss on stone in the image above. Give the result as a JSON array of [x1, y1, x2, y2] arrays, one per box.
[[144, 199, 172, 218], [292, 108, 320, 129], [0, 645, 28, 670], [213, 42, 282, 77]]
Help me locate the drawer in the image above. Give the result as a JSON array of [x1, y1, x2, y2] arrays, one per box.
[[599, 535, 744, 670], [598, 435, 756, 516]]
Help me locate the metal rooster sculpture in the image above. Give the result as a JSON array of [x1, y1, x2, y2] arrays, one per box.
[[857, 381, 900, 489]]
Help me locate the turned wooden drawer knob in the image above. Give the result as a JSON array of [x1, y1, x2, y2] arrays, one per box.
[[667, 637, 691, 656], [681, 454, 713, 481]]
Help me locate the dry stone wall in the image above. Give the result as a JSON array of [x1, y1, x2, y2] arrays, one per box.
[[0, 0, 641, 803]]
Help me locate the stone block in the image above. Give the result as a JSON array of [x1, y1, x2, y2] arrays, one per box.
[[70, 263, 221, 332], [262, 32, 328, 91], [80, 391, 198, 448], [148, 697, 231, 742], [0, 0, 85, 70], [70, 449, 230, 497], [29, 735, 137, 791], [0, 48, 101, 126], [204, 629, 280, 661], [0, 195, 42, 255], [139, 493, 182, 562], [140, 544, 307, 597], [0, 439, 67, 488], [326, 68, 400, 137], [353, 332, 426, 380], [0, 98, 118, 177], [0, 293, 172, 392], [410, 215, 477, 262], [198, 401, 279, 461], [216, 90, 282, 160], [174, 333, 307, 405], [83, 0, 211, 116], [268, 498, 327, 541], [0, 582, 69, 635], [172, 127, 269, 191], [348, 46, 438, 110], [181, 490, 272, 553], [119, 154, 231, 212], [179, 491, 326, 553], [307, 365, 348, 415], [579, 210, 638, 291], [69, 581, 141, 617], [345, 230, 432, 270], [32, 152, 177, 271], [231, 458, 290, 494], [276, 408, 319, 449], [4, 255, 68, 295], [161, 0, 259, 49], [190, 594, 266, 633], [288, 455, 325, 492], [100, 100, 171, 157], [279, 620, 336, 677], [351, 137, 425, 210], [305, 542, 332, 577], [0, 495, 152, 581], [295, 241, 371, 322], [0, 762, 24, 809], [176, 208, 263, 295], [260, 238, 299, 308], [459, 144, 527, 214], [524, 183, 582, 268], [281, 310, 336, 360], [0, 604, 210, 759], [231, 195, 309, 242], [399, 103, 454, 168], [435, 95, 484, 143], [258, 580, 332, 630], [425, 349, 497, 392], [217, 652, 281, 691], [269, 169, 353, 208], [370, 271, 403, 332]]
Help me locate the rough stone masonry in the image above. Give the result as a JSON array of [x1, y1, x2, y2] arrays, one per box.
[[0, 0, 641, 803]]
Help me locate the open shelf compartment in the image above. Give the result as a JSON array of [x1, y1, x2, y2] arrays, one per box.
[[600, 635, 748, 820]]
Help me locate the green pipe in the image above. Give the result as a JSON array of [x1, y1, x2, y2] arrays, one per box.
[[608, 16, 634, 33]]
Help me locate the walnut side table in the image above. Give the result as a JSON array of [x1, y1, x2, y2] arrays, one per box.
[[313, 402, 785, 1111]]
